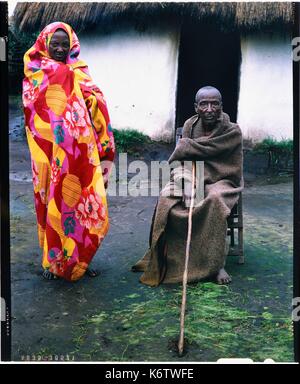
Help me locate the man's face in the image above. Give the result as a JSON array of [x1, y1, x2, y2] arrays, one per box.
[[194, 91, 222, 126], [48, 29, 70, 63]]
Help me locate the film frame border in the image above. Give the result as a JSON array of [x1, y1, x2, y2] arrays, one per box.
[[0, 0, 299, 365], [0, 0, 10, 362]]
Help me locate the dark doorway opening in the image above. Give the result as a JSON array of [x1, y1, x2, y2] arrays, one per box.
[[176, 22, 241, 128]]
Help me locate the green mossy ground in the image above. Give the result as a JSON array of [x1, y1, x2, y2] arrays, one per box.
[[68, 210, 293, 362]]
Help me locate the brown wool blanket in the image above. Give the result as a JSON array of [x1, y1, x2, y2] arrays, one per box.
[[132, 112, 244, 286]]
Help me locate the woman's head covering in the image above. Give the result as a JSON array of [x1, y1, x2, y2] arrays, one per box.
[[23, 20, 114, 165], [24, 21, 80, 76]]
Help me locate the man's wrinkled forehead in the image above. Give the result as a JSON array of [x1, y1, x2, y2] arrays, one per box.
[[195, 89, 222, 103]]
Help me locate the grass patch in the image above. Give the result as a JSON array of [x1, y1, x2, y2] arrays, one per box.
[[113, 128, 151, 154], [253, 138, 293, 156], [71, 281, 293, 362], [252, 138, 293, 172]]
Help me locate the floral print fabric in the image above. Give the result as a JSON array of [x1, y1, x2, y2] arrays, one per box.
[[23, 22, 115, 281]]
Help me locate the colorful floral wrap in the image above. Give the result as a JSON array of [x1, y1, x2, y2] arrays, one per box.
[[23, 22, 115, 281]]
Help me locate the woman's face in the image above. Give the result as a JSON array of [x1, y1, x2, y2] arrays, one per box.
[[48, 29, 70, 63]]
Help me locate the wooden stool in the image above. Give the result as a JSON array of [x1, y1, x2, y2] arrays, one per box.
[[227, 193, 244, 264]]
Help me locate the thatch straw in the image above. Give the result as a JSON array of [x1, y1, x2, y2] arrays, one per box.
[[13, 2, 293, 33]]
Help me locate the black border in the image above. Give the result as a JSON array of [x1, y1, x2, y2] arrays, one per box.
[[1, 1, 299, 365], [294, 0, 300, 364], [0, 1, 10, 362]]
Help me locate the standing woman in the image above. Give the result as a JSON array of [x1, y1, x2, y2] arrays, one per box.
[[23, 22, 115, 281]]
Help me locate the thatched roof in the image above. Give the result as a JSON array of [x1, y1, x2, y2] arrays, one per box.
[[13, 2, 294, 33]]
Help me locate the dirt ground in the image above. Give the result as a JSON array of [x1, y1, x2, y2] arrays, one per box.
[[9, 102, 293, 362]]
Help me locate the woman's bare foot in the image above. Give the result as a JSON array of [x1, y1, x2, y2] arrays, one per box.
[[216, 268, 232, 285], [86, 268, 100, 277], [42, 270, 59, 280]]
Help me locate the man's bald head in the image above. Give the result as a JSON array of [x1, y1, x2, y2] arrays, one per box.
[[195, 86, 222, 104]]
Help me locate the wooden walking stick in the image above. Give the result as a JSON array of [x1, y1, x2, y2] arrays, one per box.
[[178, 161, 196, 356]]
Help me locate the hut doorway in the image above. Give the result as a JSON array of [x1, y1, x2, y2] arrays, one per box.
[[175, 22, 241, 128]]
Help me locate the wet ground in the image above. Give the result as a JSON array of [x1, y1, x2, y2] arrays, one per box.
[[9, 98, 294, 362]]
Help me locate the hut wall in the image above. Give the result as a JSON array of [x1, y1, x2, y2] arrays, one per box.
[[237, 31, 293, 141], [80, 24, 180, 141]]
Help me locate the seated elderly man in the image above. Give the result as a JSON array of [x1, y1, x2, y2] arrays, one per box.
[[132, 86, 243, 285]]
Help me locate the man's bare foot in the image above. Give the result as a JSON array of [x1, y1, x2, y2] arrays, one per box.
[[216, 268, 231, 285], [42, 270, 59, 280], [86, 268, 100, 278]]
